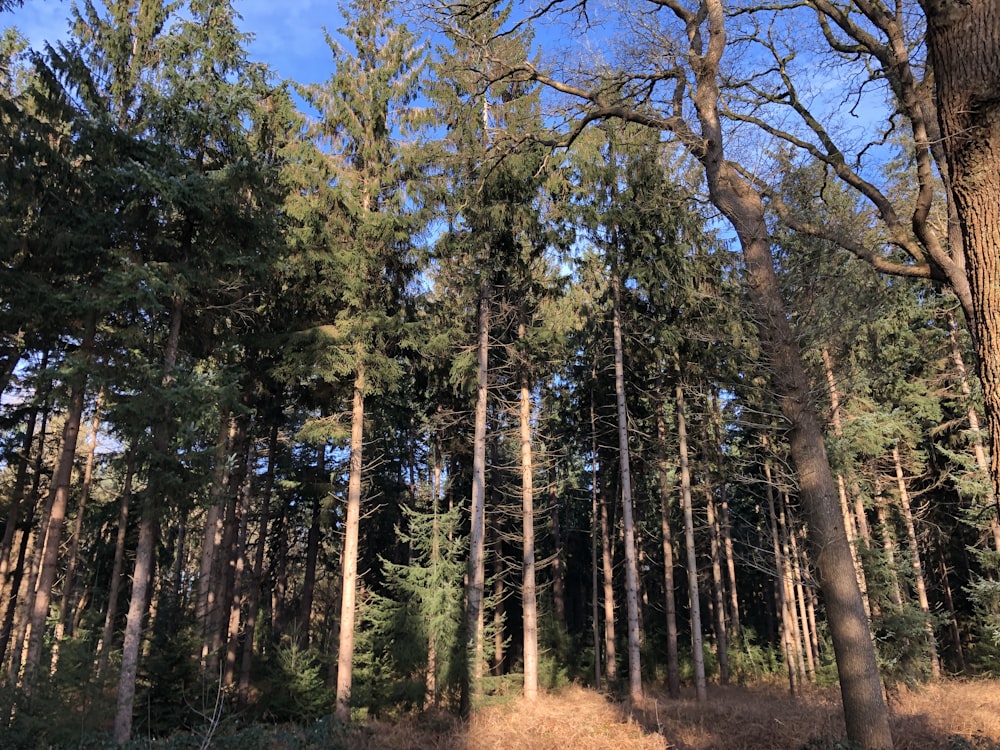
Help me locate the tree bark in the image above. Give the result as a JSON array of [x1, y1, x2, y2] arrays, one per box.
[[676, 381, 707, 702], [335, 360, 365, 721], [656, 390, 680, 698], [892, 445, 940, 678], [611, 268, 643, 704], [922, 0, 1000, 520], [519, 353, 538, 700], [463, 279, 490, 715], [23, 317, 95, 687]]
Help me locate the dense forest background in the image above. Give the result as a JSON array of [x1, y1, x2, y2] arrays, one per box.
[[1, 0, 998, 748]]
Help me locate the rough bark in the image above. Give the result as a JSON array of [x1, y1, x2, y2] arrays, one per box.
[[922, 0, 1000, 517]]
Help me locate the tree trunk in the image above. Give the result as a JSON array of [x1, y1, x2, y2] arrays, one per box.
[[611, 269, 643, 704], [676, 381, 707, 701], [519, 355, 538, 700], [96, 451, 135, 679], [922, 0, 1000, 525], [590, 392, 603, 690], [705, 480, 730, 685], [335, 360, 365, 721], [875, 476, 904, 609], [463, 279, 490, 715], [23, 317, 96, 687], [238, 422, 277, 705], [765, 451, 798, 695], [892, 445, 940, 678], [655, 391, 680, 698], [549, 482, 566, 626], [197, 413, 233, 667], [51, 392, 103, 674], [114, 296, 183, 743]]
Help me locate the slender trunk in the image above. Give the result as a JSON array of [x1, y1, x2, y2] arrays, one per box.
[[765, 451, 798, 696], [709, 392, 740, 636], [51, 392, 103, 673], [0, 367, 50, 669], [875, 476, 904, 608], [777, 490, 807, 683], [96, 452, 136, 678], [676, 381, 706, 701], [239, 422, 277, 705], [705, 479, 730, 684], [23, 318, 96, 686], [892, 446, 940, 678], [549, 483, 566, 626], [335, 360, 365, 721], [198, 413, 233, 666], [785, 501, 816, 681], [224, 434, 253, 688], [611, 269, 643, 703], [599, 473, 617, 683], [298, 459, 322, 649], [656, 392, 680, 698], [520, 361, 538, 700], [114, 296, 182, 743], [491, 515, 504, 675], [937, 546, 965, 672], [589, 384, 603, 689], [463, 280, 490, 714]]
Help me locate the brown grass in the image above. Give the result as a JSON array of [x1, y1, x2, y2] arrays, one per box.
[[340, 679, 1000, 750]]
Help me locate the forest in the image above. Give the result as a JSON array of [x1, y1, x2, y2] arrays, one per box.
[[1, 0, 999, 748]]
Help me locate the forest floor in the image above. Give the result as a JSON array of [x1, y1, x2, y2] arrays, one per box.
[[338, 679, 1000, 750]]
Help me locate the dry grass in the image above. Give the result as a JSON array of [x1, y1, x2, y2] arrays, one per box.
[[341, 679, 1000, 750]]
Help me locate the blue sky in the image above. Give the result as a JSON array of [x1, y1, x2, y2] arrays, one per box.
[[4, 0, 345, 86]]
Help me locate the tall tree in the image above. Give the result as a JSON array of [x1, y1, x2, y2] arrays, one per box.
[[297, 0, 423, 720]]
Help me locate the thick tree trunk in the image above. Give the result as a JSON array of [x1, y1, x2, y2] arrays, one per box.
[[676, 381, 707, 701], [611, 270, 643, 703], [335, 361, 365, 721], [922, 0, 1000, 522], [519, 358, 538, 700]]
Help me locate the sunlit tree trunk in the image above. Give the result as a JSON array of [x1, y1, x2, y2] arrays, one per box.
[[706, 479, 730, 684], [335, 359, 365, 721], [875, 476, 904, 608], [676, 380, 707, 701], [519, 353, 538, 700]]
